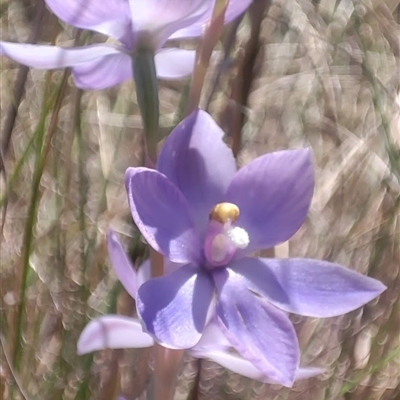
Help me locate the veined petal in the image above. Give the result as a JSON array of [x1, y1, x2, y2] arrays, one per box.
[[125, 167, 202, 264], [72, 52, 132, 89], [45, 0, 132, 43], [225, 149, 314, 252], [229, 257, 290, 304], [107, 230, 137, 299], [77, 316, 154, 354], [155, 49, 196, 79], [128, 0, 214, 46], [192, 348, 322, 384], [157, 109, 236, 234], [170, 0, 253, 39], [213, 269, 299, 387], [0, 42, 122, 69], [234, 258, 387, 318], [137, 264, 215, 349]]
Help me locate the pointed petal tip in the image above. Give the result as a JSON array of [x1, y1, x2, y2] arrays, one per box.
[[295, 367, 324, 381], [106, 229, 138, 299], [106, 228, 117, 244], [77, 316, 154, 355], [157, 108, 236, 233], [124, 166, 136, 185], [190, 346, 322, 386], [245, 258, 388, 319], [1, 41, 121, 70]]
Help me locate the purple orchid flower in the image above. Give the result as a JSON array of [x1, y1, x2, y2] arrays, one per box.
[[0, 0, 252, 89], [124, 109, 387, 387], [77, 230, 323, 384]]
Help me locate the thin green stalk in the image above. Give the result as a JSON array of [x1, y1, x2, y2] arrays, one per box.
[[0, 132, 36, 209], [133, 49, 159, 162], [339, 346, 400, 396], [12, 72, 70, 368]]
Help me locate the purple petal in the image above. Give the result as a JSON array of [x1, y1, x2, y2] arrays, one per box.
[[77, 316, 154, 354], [170, 0, 253, 39], [225, 149, 314, 252], [213, 269, 299, 387], [293, 367, 324, 380], [228, 257, 289, 304], [45, 0, 132, 44], [72, 52, 131, 89], [0, 41, 122, 69], [164, 259, 185, 274], [129, 0, 214, 46], [137, 264, 215, 348], [107, 230, 137, 299], [157, 109, 236, 233], [233, 257, 387, 318], [136, 259, 183, 288], [125, 167, 202, 264], [191, 348, 322, 384], [155, 49, 196, 79], [190, 321, 231, 352], [137, 260, 151, 289]]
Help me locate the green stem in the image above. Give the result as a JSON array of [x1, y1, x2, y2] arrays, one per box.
[[133, 49, 159, 162], [12, 72, 69, 367]]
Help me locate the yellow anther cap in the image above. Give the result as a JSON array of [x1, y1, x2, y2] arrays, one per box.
[[209, 202, 240, 223]]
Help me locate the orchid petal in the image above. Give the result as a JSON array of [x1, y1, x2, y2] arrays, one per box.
[[293, 367, 324, 381], [228, 257, 289, 304], [128, 0, 214, 46], [77, 316, 154, 354], [170, 0, 253, 39], [72, 51, 131, 90], [225, 149, 314, 252], [233, 258, 386, 318], [107, 230, 137, 299], [45, 0, 132, 43], [137, 260, 151, 289], [0, 42, 122, 69], [192, 348, 322, 384], [125, 167, 202, 264], [157, 109, 236, 234], [155, 49, 196, 79], [214, 269, 299, 387], [190, 321, 231, 352], [164, 259, 185, 274], [137, 264, 215, 349], [136, 259, 182, 289]]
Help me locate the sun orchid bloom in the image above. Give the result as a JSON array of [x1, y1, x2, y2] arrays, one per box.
[[0, 0, 252, 89], [124, 109, 387, 387], [77, 230, 323, 385]]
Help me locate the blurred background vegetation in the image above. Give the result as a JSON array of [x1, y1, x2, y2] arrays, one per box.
[[0, 0, 399, 399]]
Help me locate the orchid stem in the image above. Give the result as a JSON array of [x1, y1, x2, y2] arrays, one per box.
[[185, 0, 229, 116], [153, 346, 185, 400], [150, 248, 164, 278], [133, 48, 159, 164]]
